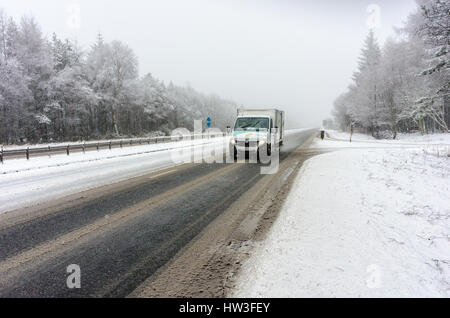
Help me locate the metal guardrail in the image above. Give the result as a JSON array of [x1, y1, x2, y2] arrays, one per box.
[[0, 132, 227, 163]]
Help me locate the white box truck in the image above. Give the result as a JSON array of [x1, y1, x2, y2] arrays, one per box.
[[229, 109, 285, 161]]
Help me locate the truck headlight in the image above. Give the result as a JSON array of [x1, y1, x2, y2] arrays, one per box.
[[230, 139, 236, 145]]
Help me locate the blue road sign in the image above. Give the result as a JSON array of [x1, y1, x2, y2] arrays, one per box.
[[206, 117, 211, 127]]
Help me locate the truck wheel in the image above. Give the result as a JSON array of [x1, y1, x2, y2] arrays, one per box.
[[257, 144, 271, 164]]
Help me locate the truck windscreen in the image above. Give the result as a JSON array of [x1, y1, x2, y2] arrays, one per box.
[[234, 117, 269, 130]]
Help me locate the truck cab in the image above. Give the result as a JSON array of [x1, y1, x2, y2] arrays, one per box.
[[230, 109, 284, 161]]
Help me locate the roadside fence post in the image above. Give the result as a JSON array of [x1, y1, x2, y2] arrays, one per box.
[[120, 140, 123, 148], [48, 145, 51, 158], [109, 141, 112, 150], [26, 147, 29, 160], [96, 142, 99, 151], [66, 144, 70, 156], [0, 145, 3, 164], [82, 142, 85, 154]]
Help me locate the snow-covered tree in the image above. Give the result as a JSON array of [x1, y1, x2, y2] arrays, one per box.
[[349, 30, 382, 136], [332, 92, 352, 131], [0, 11, 239, 144], [333, 0, 449, 136], [86, 39, 138, 136], [416, 0, 449, 131]]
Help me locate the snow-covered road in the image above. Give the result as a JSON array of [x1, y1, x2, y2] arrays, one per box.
[[0, 129, 308, 213], [0, 128, 315, 297]]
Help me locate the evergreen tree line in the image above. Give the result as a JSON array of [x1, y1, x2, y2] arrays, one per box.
[[332, 0, 449, 138], [0, 10, 237, 144]]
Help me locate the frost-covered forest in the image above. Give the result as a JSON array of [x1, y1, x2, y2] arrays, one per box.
[[333, 0, 449, 138], [0, 10, 237, 144]]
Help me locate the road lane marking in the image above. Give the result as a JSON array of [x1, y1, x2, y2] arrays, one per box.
[[148, 169, 177, 180]]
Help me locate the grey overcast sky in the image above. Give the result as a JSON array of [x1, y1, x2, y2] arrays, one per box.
[[1, 0, 417, 127]]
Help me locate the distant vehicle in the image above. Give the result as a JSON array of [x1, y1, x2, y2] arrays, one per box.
[[230, 109, 285, 161]]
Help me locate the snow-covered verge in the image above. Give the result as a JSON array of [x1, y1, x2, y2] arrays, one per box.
[[0, 137, 229, 213], [234, 141, 450, 297], [0, 132, 203, 150], [327, 130, 450, 145], [310, 131, 450, 155], [327, 130, 376, 141], [0, 136, 228, 175]]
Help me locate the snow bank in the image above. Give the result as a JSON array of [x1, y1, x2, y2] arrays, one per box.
[[234, 147, 450, 297]]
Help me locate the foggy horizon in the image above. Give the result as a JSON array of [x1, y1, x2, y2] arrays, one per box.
[[1, 0, 418, 127]]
